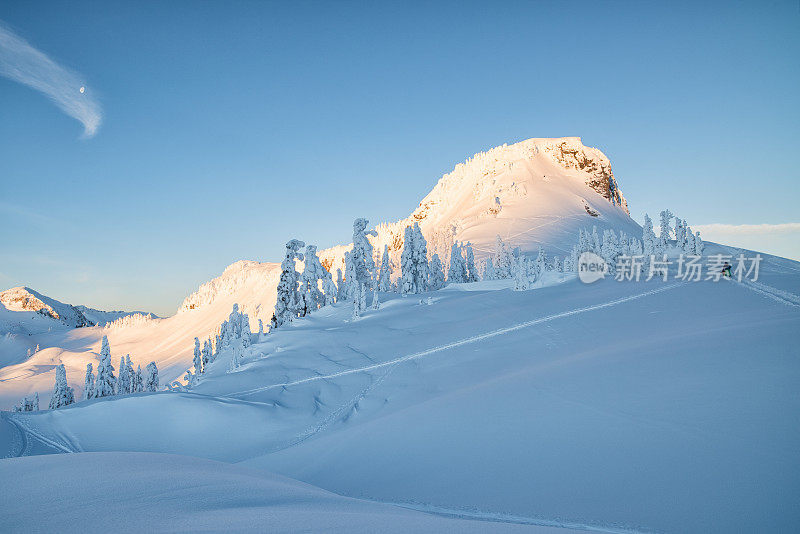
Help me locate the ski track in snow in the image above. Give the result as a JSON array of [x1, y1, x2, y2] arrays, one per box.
[[734, 279, 800, 307], [227, 283, 683, 399], [10, 414, 76, 455], [379, 500, 651, 534]]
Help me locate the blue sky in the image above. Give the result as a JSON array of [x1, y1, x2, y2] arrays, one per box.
[[1, 1, 798, 316]]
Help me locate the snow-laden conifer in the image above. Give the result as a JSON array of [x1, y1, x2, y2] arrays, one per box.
[[145, 362, 159, 392], [84, 363, 95, 400], [428, 254, 446, 290], [483, 257, 496, 280], [494, 235, 514, 279], [49, 363, 75, 409], [95, 336, 116, 398], [659, 209, 673, 246], [447, 242, 467, 283], [464, 242, 479, 282], [273, 239, 305, 328], [133, 365, 144, 393], [377, 244, 394, 292], [193, 337, 203, 376]]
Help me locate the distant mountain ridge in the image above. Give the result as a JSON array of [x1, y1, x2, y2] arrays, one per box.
[[0, 286, 157, 329]]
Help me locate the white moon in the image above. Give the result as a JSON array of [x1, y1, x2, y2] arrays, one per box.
[[79, 86, 85, 94]]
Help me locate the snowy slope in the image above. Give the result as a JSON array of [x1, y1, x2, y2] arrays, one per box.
[[320, 136, 637, 275], [0, 137, 639, 407], [0, 452, 569, 533], [5, 251, 799, 532]]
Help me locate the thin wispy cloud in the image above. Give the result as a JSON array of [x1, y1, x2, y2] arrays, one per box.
[[0, 21, 101, 137]]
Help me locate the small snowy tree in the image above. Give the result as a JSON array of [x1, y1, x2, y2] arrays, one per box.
[[659, 209, 674, 246], [400, 223, 429, 294], [193, 337, 203, 376], [483, 257, 496, 280], [301, 245, 327, 312], [684, 227, 696, 254], [513, 255, 530, 291], [642, 214, 657, 258], [133, 365, 144, 393], [117, 356, 130, 395], [428, 253, 446, 290], [447, 242, 467, 283], [401, 225, 416, 294], [694, 231, 704, 255], [49, 364, 75, 409], [494, 235, 514, 279], [377, 244, 394, 292], [533, 247, 547, 281], [84, 363, 95, 400], [336, 268, 346, 302], [273, 239, 305, 328], [145, 362, 159, 392], [464, 243, 479, 282], [350, 218, 378, 312], [202, 338, 212, 369], [95, 336, 116, 398]]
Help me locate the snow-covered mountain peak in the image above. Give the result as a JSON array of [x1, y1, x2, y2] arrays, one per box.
[[177, 260, 281, 317], [0, 286, 92, 328]]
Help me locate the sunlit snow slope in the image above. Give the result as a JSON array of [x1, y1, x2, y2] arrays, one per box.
[[0, 137, 637, 408], [5, 253, 800, 533]]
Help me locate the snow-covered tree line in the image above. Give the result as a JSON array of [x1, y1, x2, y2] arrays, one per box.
[[562, 210, 706, 276], [83, 336, 159, 401], [12, 392, 39, 412], [14, 335, 159, 411]]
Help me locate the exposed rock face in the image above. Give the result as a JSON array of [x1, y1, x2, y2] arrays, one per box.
[[542, 138, 627, 212]]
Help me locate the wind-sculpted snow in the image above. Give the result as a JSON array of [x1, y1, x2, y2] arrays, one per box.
[[0, 452, 568, 533], [6, 261, 800, 532]]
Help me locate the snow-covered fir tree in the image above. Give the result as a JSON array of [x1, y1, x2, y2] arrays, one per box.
[[642, 214, 657, 258], [513, 254, 530, 291], [601, 230, 621, 274], [464, 242, 479, 282], [684, 227, 696, 254], [401, 223, 429, 294], [13, 393, 39, 412], [428, 253, 446, 290], [493, 235, 514, 279], [145, 362, 159, 392], [117, 356, 130, 395], [133, 364, 144, 393], [193, 337, 203, 376], [272, 239, 305, 328], [350, 218, 378, 312], [301, 245, 329, 312], [343, 250, 358, 301], [336, 268, 346, 302], [84, 363, 95, 400], [483, 257, 496, 280], [533, 247, 547, 280], [447, 242, 467, 283], [377, 244, 394, 292], [694, 231, 704, 255], [49, 363, 75, 409], [95, 335, 116, 398], [659, 209, 674, 246], [202, 338, 212, 369]]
